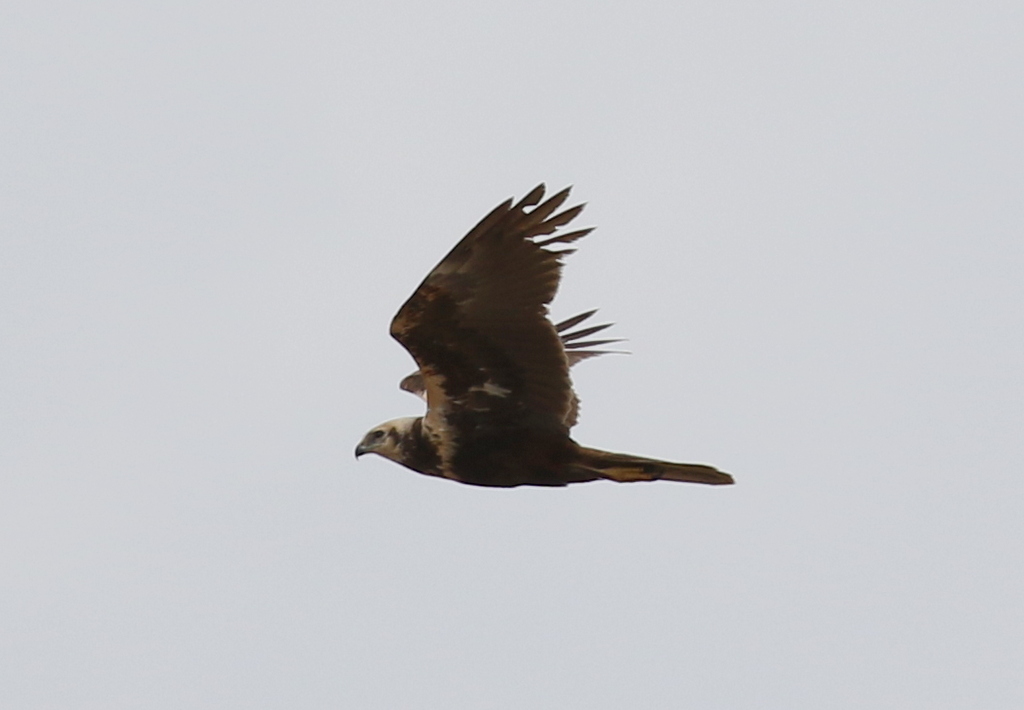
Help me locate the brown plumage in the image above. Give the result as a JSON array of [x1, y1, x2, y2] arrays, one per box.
[[398, 309, 622, 428], [355, 185, 733, 488]]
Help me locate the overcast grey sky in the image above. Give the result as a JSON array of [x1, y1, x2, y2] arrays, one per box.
[[3, 1, 1022, 708]]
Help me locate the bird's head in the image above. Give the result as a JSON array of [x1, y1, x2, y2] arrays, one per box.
[[354, 417, 419, 462]]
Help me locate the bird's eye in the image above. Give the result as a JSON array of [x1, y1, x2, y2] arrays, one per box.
[[372, 430, 385, 440]]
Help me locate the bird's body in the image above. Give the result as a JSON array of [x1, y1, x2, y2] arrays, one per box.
[[355, 185, 733, 488]]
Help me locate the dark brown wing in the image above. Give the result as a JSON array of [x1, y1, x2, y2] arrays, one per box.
[[390, 185, 592, 440], [398, 309, 623, 403]]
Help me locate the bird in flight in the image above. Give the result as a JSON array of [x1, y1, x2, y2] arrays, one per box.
[[355, 185, 733, 488]]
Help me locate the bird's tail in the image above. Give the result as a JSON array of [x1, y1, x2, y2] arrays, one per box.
[[573, 446, 734, 485]]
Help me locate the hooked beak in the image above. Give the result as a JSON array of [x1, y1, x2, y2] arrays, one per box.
[[354, 443, 368, 459]]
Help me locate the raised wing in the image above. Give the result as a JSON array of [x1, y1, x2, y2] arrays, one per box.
[[390, 185, 591, 434]]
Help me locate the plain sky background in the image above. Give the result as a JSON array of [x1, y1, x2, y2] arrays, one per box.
[[2, 1, 1022, 708]]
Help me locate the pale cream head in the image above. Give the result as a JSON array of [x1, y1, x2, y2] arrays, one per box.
[[354, 417, 419, 463]]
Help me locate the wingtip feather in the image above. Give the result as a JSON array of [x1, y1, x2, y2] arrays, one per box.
[[554, 309, 599, 332], [518, 184, 546, 209]]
